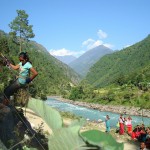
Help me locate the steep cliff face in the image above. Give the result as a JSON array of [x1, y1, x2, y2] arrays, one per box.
[[0, 102, 18, 148], [0, 100, 48, 149]]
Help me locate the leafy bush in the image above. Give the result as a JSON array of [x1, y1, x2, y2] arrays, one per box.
[[27, 98, 124, 150]]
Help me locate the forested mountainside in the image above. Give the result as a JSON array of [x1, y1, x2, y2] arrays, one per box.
[[69, 45, 113, 77], [65, 35, 150, 109], [85, 34, 150, 88], [0, 30, 81, 98]]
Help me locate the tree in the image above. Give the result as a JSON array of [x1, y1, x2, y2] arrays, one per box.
[[9, 10, 35, 52], [69, 86, 84, 100]]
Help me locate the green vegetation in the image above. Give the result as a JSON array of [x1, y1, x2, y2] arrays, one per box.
[[64, 35, 150, 109], [0, 28, 80, 100], [86, 35, 150, 88], [59, 111, 82, 120], [65, 79, 150, 109], [81, 130, 124, 150], [9, 10, 35, 52], [1, 8, 150, 150], [1, 10, 150, 109], [27, 98, 124, 150]]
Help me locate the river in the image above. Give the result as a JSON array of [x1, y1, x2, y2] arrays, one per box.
[[45, 97, 150, 127]]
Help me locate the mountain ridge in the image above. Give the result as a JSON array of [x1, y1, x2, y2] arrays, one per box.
[[0, 30, 81, 97], [85, 34, 150, 88], [68, 45, 113, 77]]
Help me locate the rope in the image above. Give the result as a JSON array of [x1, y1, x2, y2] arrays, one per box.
[[1, 52, 46, 150], [24, 84, 30, 117], [8, 130, 36, 150], [8, 139, 24, 150], [0, 52, 17, 79], [3, 93, 46, 150]]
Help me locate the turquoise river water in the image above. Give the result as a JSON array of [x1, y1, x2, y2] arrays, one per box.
[[46, 98, 150, 128]]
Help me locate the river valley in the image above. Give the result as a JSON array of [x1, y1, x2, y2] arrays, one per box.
[[46, 97, 150, 127]]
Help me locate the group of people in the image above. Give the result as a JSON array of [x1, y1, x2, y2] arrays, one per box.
[[118, 114, 150, 149], [104, 114, 133, 134], [118, 114, 132, 135], [131, 124, 150, 149], [104, 114, 150, 149]]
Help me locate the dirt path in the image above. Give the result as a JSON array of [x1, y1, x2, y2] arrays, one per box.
[[22, 108, 52, 134]]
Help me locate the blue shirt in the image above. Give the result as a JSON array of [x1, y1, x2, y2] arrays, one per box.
[[105, 119, 110, 127], [18, 62, 32, 84]]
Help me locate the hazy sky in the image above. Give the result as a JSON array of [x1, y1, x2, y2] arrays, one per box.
[[0, 0, 150, 57]]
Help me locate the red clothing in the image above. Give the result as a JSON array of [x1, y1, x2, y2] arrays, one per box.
[[119, 116, 124, 135], [127, 124, 132, 134], [126, 119, 132, 134], [131, 131, 141, 139], [119, 123, 124, 135]]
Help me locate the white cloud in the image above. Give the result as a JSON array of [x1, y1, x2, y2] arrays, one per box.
[[91, 40, 103, 49], [82, 38, 95, 46], [50, 48, 72, 56], [49, 48, 85, 57], [97, 30, 107, 39], [82, 30, 113, 50], [82, 38, 103, 49], [82, 39, 114, 50], [49, 29, 113, 58]]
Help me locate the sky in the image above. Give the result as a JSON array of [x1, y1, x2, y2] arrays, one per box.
[[0, 0, 150, 57]]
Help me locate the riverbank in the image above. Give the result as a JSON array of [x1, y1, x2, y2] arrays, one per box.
[[47, 96, 150, 118], [25, 107, 140, 150]]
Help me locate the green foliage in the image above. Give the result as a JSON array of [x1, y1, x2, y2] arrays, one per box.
[[69, 86, 84, 100], [0, 34, 15, 88], [67, 81, 96, 101], [28, 98, 63, 130], [0, 35, 10, 53], [48, 127, 85, 150], [14, 88, 29, 107], [69, 34, 150, 108], [69, 83, 150, 108], [0, 29, 80, 98], [81, 130, 124, 150], [9, 10, 35, 52], [28, 98, 123, 150], [59, 111, 82, 120], [85, 35, 150, 88]]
